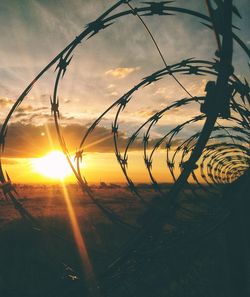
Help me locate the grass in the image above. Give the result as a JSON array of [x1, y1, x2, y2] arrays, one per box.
[[0, 184, 246, 297]]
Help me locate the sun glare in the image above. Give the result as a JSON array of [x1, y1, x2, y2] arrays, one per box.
[[31, 150, 73, 179]]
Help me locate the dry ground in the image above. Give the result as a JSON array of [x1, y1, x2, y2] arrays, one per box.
[[0, 184, 247, 297]]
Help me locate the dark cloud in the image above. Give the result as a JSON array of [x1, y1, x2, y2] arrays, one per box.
[[16, 105, 48, 113], [1, 122, 176, 158], [12, 110, 74, 125], [14, 112, 29, 118]]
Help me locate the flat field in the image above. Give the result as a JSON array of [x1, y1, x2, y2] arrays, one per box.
[[0, 184, 244, 297]]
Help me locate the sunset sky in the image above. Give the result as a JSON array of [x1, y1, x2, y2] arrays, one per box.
[[0, 0, 249, 183]]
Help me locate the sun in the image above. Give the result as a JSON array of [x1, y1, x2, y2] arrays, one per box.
[[31, 150, 73, 179]]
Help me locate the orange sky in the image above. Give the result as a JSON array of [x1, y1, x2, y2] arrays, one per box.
[[0, 0, 248, 186], [3, 150, 180, 184]]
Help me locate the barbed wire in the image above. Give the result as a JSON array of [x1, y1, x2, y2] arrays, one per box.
[[0, 1, 249, 294]]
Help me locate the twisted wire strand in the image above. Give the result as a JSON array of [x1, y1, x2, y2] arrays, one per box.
[[0, 0, 248, 289]]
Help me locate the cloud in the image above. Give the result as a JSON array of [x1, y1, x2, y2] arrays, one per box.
[[106, 91, 119, 97], [1, 122, 176, 158], [105, 67, 140, 79], [0, 97, 15, 108], [107, 84, 115, 89], [16, 104, 34, 113], [153, 88, 167, 96], [135, 109, 159, 117]]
